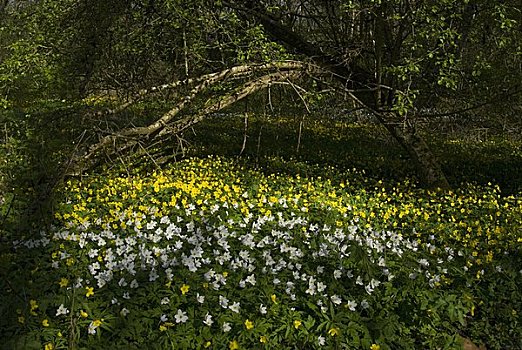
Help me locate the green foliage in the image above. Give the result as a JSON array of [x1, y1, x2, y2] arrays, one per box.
[[235, 25, 289, 63], [0, 0, 521, 348], [0, 16, 57, 107], [0, 0, 292, 105], [336, 0, 521, 111], [0, 100, 91, 235]]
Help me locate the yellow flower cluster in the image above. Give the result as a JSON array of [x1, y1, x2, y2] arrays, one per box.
[[55, 157, 520, 275], [43, 155, 520, 348]]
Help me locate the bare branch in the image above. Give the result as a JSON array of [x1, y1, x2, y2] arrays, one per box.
[[69, 64, 307, 175], [418, 86, 522, 119], [158, 70, 303, 137], [94, 60, 314, 116]]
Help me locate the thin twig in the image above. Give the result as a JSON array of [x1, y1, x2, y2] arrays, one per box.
[[239, 113, 248, 156], [297, 117, 303, 154], [287, 79, 310, 113], [256, 125, 263, 168], [137, 142, 161, 172], [418, 87, 522, 119]]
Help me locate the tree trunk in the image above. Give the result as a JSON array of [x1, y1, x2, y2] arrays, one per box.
[[386, 122, 450, 189], [70, 64, 306, 175], [235, 3, 450, 189]]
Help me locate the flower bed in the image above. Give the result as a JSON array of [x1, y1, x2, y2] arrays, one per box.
[[5, 157, 522, 349]]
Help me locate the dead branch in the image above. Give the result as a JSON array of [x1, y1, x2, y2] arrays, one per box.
[[93, 60, 314, 117], [158, 70, 303, 137], [69, 66, 306, 175]]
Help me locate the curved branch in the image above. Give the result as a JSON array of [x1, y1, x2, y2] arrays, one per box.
[[94, 60, 312, 117], [69, 65, 308, 175], [159, 70, 303, 137]]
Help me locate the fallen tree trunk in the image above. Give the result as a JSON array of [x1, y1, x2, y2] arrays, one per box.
[[70, 63, 308, 175]]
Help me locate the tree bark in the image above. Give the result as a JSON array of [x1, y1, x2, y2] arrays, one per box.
[[317, 76, 450, 189], [384, 121, 450, 189]]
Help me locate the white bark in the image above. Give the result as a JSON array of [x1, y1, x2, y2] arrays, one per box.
[[71, 63, 310, 174]]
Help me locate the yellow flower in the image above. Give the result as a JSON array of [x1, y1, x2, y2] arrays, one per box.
[[44, 343, 54, 350], [29, 299, 38, 315], [59, 278, 69, 288], [260, 336, 267, 343], [229, 340, 239, 350], [85, 286, 94, 297], [244, 319, 254, 330], [80, 310, 88, 318], [328, 327, 339, 336], [370, 344, 381, 350], [204, 341, 212, 348], [92, 319, 102, 328], [42, 319, 50, 327], [293, 320, 302, 329], [159, 321, 174, 331], [180, 284, 190, 295], [270, 294, 277, 304], [18, 316, 25, 324]]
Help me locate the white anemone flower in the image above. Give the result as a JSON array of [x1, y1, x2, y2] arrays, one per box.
[[318, 335, 326, 346], [174, 309, 188, 323], [56, 304, 69, 316], [203, 313, 213, 326], [229, 302, 241, 313], [219, 295, 229, 308], [197, 293, 205, 304], [331, 295, 342, 305], [346, 300, 357, 311]]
